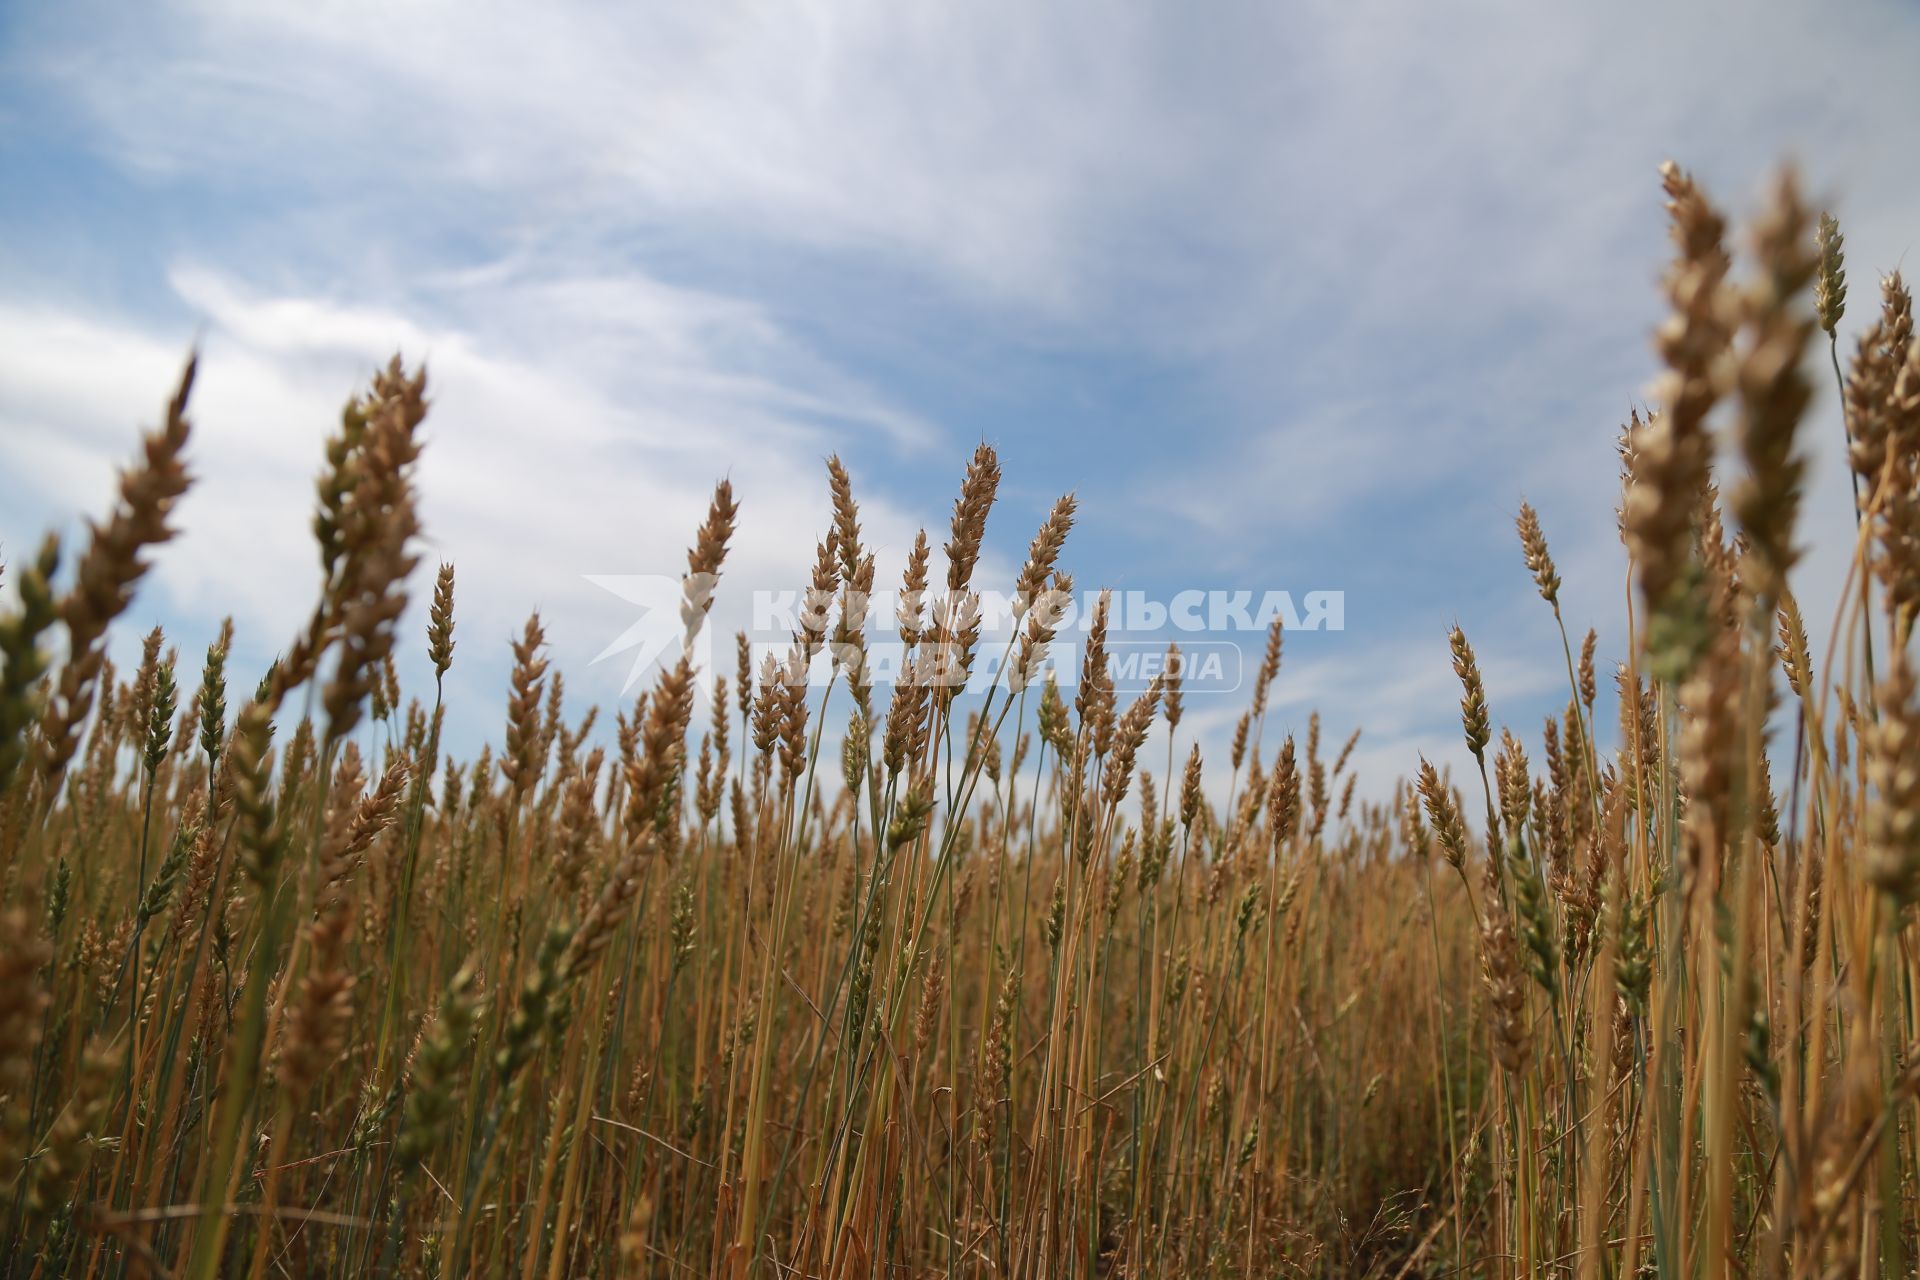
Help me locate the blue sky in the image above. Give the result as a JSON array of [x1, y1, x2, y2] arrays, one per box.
[[3, 1, 1918, 795]]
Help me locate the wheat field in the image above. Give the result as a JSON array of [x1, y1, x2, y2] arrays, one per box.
[[0, 158, 1916, 1279]]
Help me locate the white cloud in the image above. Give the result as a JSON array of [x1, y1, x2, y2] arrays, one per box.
[[24, 0, 1199, 309], [0, 264, 951, 754]]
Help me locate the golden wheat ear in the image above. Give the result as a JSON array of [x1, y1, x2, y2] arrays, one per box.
[[36, 353, 197, 799]]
